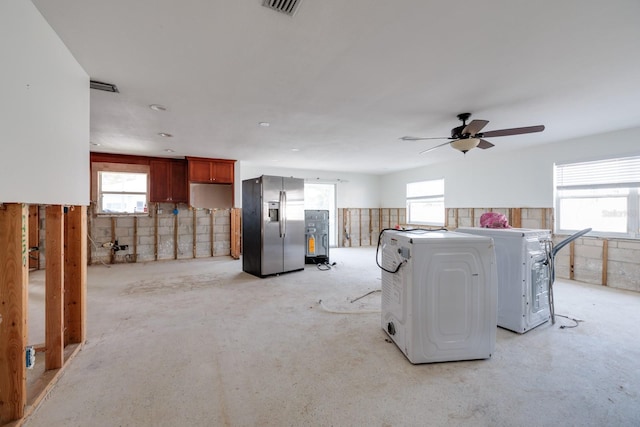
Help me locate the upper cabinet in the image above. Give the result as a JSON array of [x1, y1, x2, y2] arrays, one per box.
[[149, 159, 188, 203], [187, 157, 235, 184]]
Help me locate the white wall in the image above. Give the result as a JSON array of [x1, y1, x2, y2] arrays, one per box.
[[0, 0, 89, 205], [238, 162, 381, 208], [380, 127, 640, 208]]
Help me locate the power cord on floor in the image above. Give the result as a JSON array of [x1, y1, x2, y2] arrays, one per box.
[[316, 261, 337, 271], [350, 289, 381, 303], [555, 314, 583, 329]]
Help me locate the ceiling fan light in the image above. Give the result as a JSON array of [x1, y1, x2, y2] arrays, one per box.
[[451, 138, 480, 153]]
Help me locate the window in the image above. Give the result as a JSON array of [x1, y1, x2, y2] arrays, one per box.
[[406, 179, 445, 225], [92, 163, 150, 214], [555, 156, 640, 238]]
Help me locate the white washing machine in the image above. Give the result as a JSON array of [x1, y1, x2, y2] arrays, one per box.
[[380, 230, 497, 364], [456, 227, 552, 333]]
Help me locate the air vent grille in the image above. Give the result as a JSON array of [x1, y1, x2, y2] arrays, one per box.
[[262, 0, 302, 16], [90, 80, 119, 93]]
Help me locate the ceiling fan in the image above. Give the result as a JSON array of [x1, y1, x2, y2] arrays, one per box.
[[400, 113, 545, 154]]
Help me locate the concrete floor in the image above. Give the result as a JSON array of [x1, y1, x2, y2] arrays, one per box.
[[22, 247, 640, 427]]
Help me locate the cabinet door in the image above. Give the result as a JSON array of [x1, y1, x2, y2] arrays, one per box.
[[150, 160, 170, 202], [212, 161, 234, 183], [170, 161, 188, 202], [150, 159, 188, 202], [189, 159, 212, 182]]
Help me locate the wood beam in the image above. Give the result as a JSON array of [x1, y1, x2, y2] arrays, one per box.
[[28, 205, 39, 270], [174, 204, 178, 260], [511, 208, 522, 228], [0, 203, 28, 423], [192, 208, 197, 258], [64, 206, 87, 345], [45, 205, 64, 370], [569, 241, 576, 280], [214, 209, 216, 256], [602, 239, 609, 286], [230, 208, 241, 259], [154, 204, 159, 261]]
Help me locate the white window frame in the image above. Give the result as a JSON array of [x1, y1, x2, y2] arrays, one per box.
[[91, 162, 150, 216], [554, 156, 640, 239], [406, 178, 445, 226]]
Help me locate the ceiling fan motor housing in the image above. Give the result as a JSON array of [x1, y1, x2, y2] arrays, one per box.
[[451, 125, 466, 139]]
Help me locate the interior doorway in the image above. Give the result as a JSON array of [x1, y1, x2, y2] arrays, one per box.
[[304, 183, 337, 247]]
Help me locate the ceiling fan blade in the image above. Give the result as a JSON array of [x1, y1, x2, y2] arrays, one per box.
[[400, 136, 450, 141], [419, 141, 451, 154], [481, 125, 545, 138], [462, 119, 489, 136], [477, 139, 494, 149]]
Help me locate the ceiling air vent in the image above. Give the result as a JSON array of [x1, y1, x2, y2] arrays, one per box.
[[90, 80, 119, 93], [262, 0, 302, 16]]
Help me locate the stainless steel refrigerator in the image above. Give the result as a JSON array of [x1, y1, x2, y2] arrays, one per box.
[[242, 175, 305, 277]]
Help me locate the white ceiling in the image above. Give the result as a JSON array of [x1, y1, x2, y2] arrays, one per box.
[[32, 0, 640, 174]]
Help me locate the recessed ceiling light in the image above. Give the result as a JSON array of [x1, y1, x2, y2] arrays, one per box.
[[90, 142, 101, 146], [158, 132, 173, 137], [291, 148, 300, 152], [164, 149, 175, 153], [149, 104, 167, 111], [259, 122, 270, 127]]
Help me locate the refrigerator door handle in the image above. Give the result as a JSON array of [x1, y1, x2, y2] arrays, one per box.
[[279, 190, 287, 238]]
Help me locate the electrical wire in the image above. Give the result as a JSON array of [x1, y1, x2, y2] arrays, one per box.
[[316, 261, 337, 271], [375, 227, 447, 273], [554, 314, 583, 329], [317, 299, 380, 314], [87, 234, 111, 268], [350, 289, 381, 303]]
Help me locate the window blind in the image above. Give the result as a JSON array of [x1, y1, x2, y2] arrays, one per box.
[[555, 156, 640, 188]]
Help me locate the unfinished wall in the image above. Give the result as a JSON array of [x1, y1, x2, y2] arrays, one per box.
[[336, 208, 406, 247], [87, 203, 232, 265], [446, 207, 553, 230]]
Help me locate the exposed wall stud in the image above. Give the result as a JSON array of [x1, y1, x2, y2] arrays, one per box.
[[602, 239, 609, 286], [65, 206, 87, 345], [173, 204, 178, 259], [133, 216, 138, 263], [193, 208, 197, 258], [45, 205, 64, 370], [570, 241, 576, 280], [0, 203, 28, 422], [154, 204, 159, 261], [209, 209, 216, 256]]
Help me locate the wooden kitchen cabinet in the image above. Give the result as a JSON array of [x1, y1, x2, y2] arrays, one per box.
[[150, 159, 188, 202], [187, 157, 235, 184]]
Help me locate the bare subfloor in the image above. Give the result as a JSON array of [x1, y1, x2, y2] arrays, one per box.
[[23, 247, 640, 426]]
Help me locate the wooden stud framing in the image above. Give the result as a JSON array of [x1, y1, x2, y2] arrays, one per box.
[[45, 205, 64, 371], [471, 208, 475, 227], [173, 204, 178, 260], [110, 217, 116, 264], [133, 216, 138, 263], [154, 204, 159, 261], [368, 209, 373, 245], [230, 208, 241, 259], [569, 241, 576, 280], [0, 203, 28, 423], [602, 239, 609, 286], [214, 209, 216, 256], [511, 208, 522, 228], [64, 206, 87, 345], [193, 208, 197, 258], [541, 208, 547, 229], [28, 205, 39, 270]]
